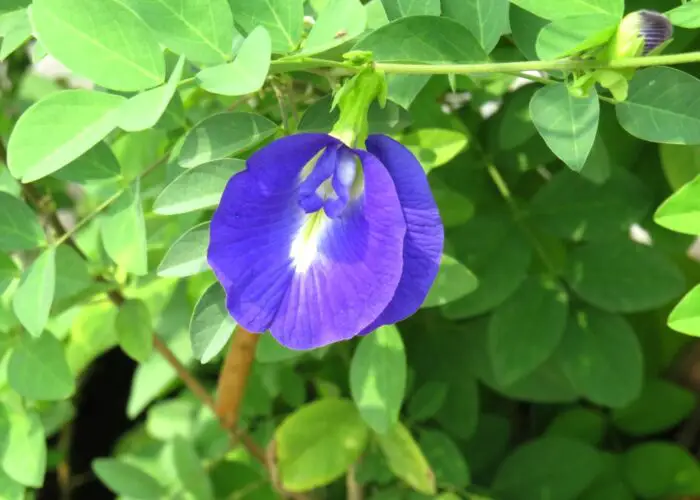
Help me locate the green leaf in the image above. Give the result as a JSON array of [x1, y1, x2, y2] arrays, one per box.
[[0, 406, 46, 487], [489, 276, 568, 385], [613, 378, 696, 436], [115, 299, 153, 362], [52, 141, 120, 183], [8, 331, 75, 400], [660, 144, 700, 191], [298, 94, 410, 134], [442, 0, 508, 53], [12, 248, 55, 338], [228, 0, 303, 53], [400, 128, 468, 173], [469, 319, 578, 403], [530, 169, 651, 241], [93, 458, 165, 498], [0, 254, 18, 296], [275, 399, 369, 492], [375, 422, 436, 495], [31, 0, 165, 91], [178, 112, 277, 168], [0, 9, 31, 61], [53, 246, 92, 304], [124, 0, 234, 64], [301, 0, 367, 55], [509, 0, 623, 20], [157, 222, 210, 278], [510, 3, 549, 60], [442, 214, 532, 319], [350, 325, 406, 434], [7, 90, 125, 182], [0, 192, 44, 251], [667, 1, 700, 28], [255, 333, 304, 363], [197, 26, 271, 96], [419, 429, 470, 488], [668, 284, 700, 336], [546, 407, 606, 446], [422, 254, 478, 308], [406, 381, 447, 422], [387, 74, 431, 109], [101, 183, 148, 276], [380, 0, 439, 20], [493, 437, 602, 500], [353, 16, 487, 63], [655, 173, 700, 235], [0, 469, 24, 500], [171, 436, 215, 500], [127, 327, 193, 418], [190, 283, 235, 364], [616, 67, 700, 145], [557, 309, 643, 408], [154, 159, 244, 215], [117, 56, 185, 132], [535, 14, 617, 60], [566, 238, 685, 313], [0, 1, 29, 15], [624, 443, 700, 498], [146, 399, 196, 440], [530, 83, 599, 171]]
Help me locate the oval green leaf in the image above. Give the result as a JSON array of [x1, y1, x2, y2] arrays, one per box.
[[125, 0, 234, 64], [8, 331, 75, 401], [275, 399, 369, 492], [8, 90, 125, 182], [197, 26, 271, 96], [154, 159, 244, 215], [31, 0, 165, 91], [530, 83, 599, 171], [0, 192, 45, 251], [93, 458, 166, 498], [353, 16, 487, 63], [189, 283, 235, 364], [157, 222, 211, 278], [376, 422, 436, 495], [12, 248, 55, 338], [115, 299, 153, 362], [350, 325, 407, 434], [178, 112, 277, 168], [616, 67, 700, 145]]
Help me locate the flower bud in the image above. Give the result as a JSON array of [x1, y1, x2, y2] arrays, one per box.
[[612, 10, 673, 59]]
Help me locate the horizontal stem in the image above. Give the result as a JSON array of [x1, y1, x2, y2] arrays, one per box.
[[373, 51, 700, 75]]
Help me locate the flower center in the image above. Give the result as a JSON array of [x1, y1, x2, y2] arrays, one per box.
[[298, 145, 362, 219]]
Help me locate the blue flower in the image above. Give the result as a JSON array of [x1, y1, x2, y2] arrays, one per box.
[[208, 133, 444, 350]]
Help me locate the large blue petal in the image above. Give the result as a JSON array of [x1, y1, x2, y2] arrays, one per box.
[[271, 150, 406, 349], [362, 134, 444, 330], [208, 134, 335, 332]]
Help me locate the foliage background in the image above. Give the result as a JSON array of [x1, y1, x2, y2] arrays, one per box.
[[2, 0, 700, 499]]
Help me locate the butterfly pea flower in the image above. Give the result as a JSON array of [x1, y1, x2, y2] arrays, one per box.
[[207, 131, 444, 350]]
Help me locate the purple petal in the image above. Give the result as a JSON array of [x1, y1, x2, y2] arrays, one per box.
[[362, 134, 444, 330], [246, 133, 340, 193], [271, 151, 407, 349], [208, 138, 407, 349]]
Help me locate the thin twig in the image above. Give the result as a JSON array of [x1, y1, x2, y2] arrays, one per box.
[[270, 80, 290, 131]]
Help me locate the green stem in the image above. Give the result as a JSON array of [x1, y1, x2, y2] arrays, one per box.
[[267, 51, 700, 77], [373, 51, 700, 75], [52, 190, 123, 249]]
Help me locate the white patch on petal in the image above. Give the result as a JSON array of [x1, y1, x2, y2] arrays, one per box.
[[290, 212, 329, 273]]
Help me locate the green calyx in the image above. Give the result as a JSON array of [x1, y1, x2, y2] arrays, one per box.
[[330, 67, 388, 148]]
